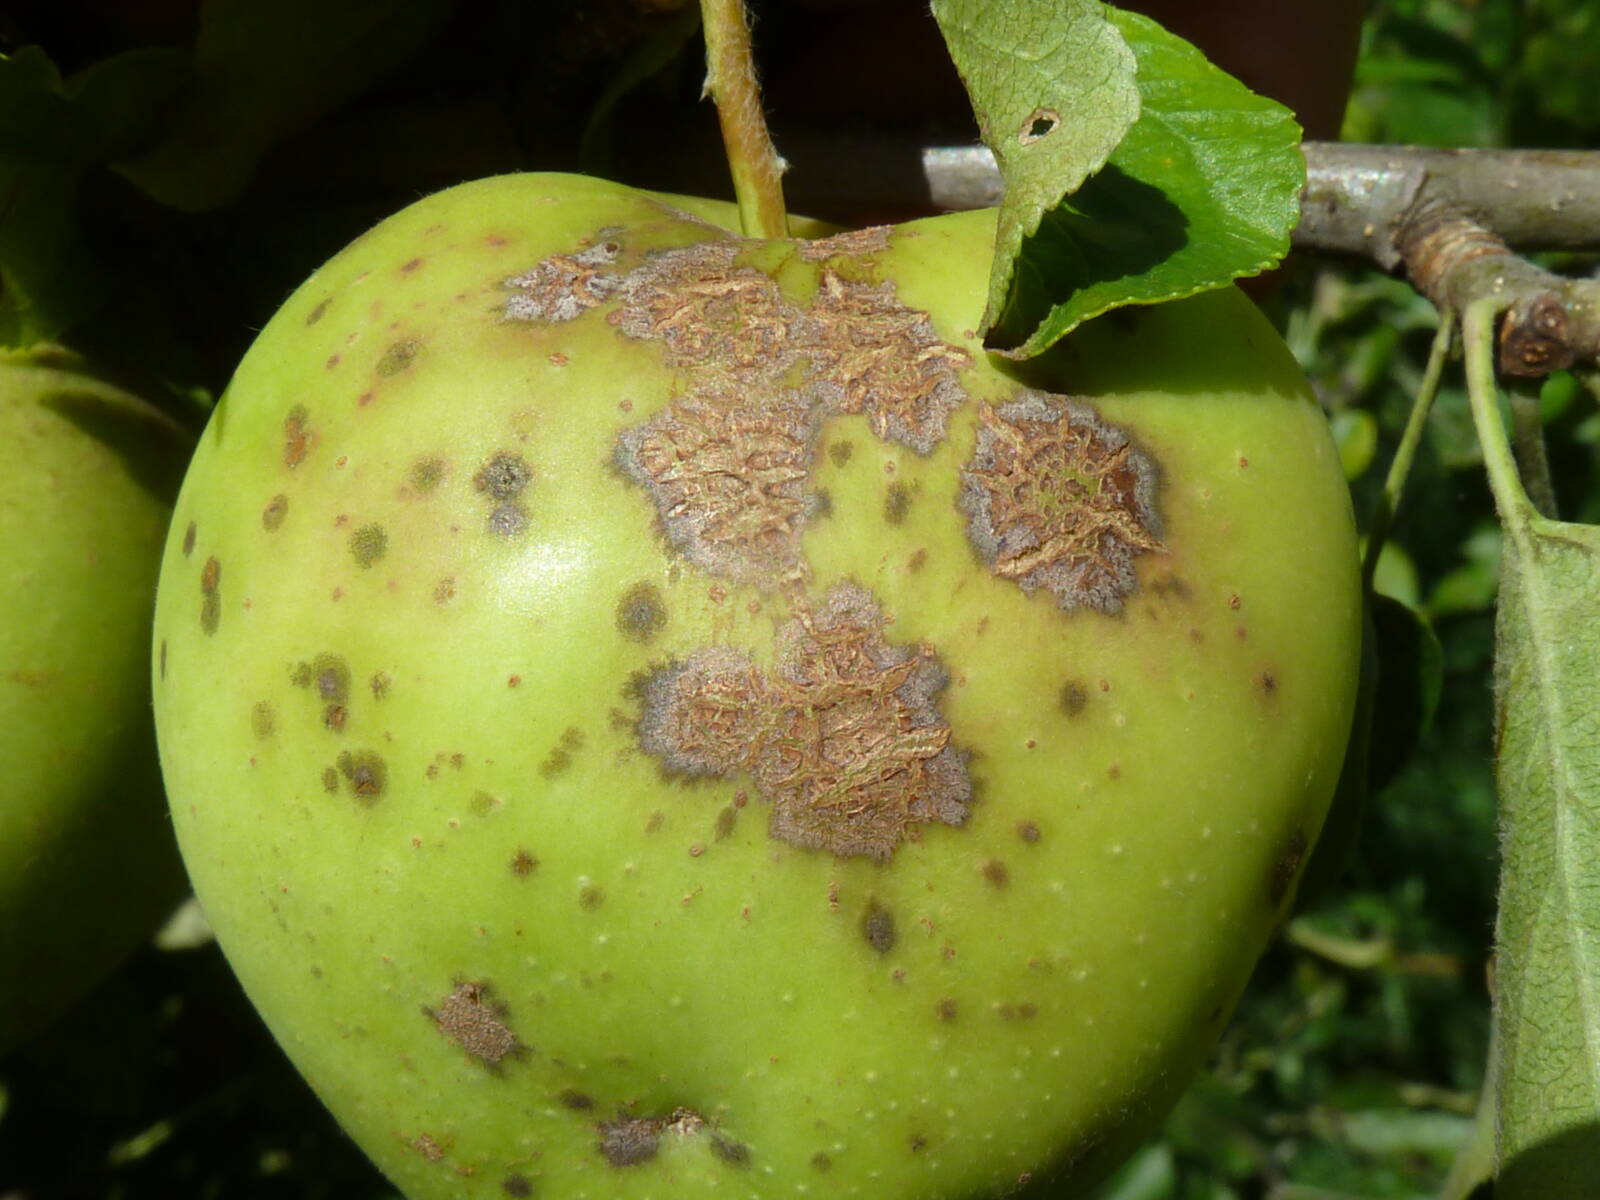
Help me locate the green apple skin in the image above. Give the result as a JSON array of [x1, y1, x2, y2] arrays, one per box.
[[152, 173, 1360, 1198], [1, 348, 190, 1055]]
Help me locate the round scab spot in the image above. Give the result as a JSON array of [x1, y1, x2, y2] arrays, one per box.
[[349, 523, 388, 568], [502, 1176, 532, 1198], [262, 493, 288, 531], [410, 456, 445, 493], [474, 452, 533, 501], [510, 849, 538, 877], [488, 503, 528, 539], [811, 1152, 833, 1172], [829, 440, 854, 467], [578, 883, 604, 910], [181, 521, 197, 556], [424, 980, 521, 1068], [982, 859, 1010, 887], [861, 899, 897, 954], [558, 1089, 595, 1110], [711, 1136, 750, 1166], [376, 338, 421, 377], [1017, 820, 1041, 844], [615, 582, 667, 643], [336, 749, 387, 802], [321, 766, 338, 793], [598, 1116, 661, 1167], [936, 997, 958, 1022]]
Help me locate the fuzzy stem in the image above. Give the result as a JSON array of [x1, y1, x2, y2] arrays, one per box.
[[700, 0, 788, 239]]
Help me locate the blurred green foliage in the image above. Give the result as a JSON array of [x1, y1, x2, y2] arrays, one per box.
[[1, 1, 1597, 1197]]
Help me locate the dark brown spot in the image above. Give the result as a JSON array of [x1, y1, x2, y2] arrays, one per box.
[[401, 257, 423, 274], [377, 338, 420, 377], [501, 1175, 532, 1197], [635, 583, 971, 860], [615, 582, 667, 643], [425, 980, 520, 1067], [413, 1133, 445, 1161], [251, 701, 275, 738], [370, 671, 391, 699], [884, 481, 912, 525], [349, 523, 388, 568], [321, 766, 338, 792], [433, 577, 456, 605], [811, 1152, 833, 1172], [714, 805, 737, 841], [306, 297, 330, 325], [410, 456, 445, 493], [908, 1134, 928, 1153], [710, 1136, 750, 1166], [861, 900, 897, 954], [1017, 821, 1041, 844], [907, 547, 927, 572], [474, 452, 533, 501], [262, 493, 288, 530], [181, 521, 197, 556], [1270, 829, 1309, 906], [323, 704, 347, 732], [579, 884, 604, 910], [936, 997, 958, 1022], [982, 859, 1010, 887], [1257, 669, 1278, 696], [558, 1089, 595, 1110], [828, 440, 854, 467], [960, 394, 1162, 613], [1060, 681, 1088, 716], [336, 750, 387, 802], [283, 405, 315, 468]]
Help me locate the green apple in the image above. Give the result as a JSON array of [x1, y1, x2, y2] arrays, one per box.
[[152, 173, 1360, 1197], [1, 347, 190, 1055]]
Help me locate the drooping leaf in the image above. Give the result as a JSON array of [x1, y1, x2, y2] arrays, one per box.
[[1491, 510, 1600, 1195], [986, 7, 1305, 356], [930, 0, 1139, 332]]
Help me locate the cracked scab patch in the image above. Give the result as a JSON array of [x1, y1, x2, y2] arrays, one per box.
[[637, 582, 971, 860], [806, 271, 971, 453], [598, 1108, 715, 1169], [609, 240, 810, 378], [795, 225, 893, 261], [425, 981, 522, 1068], [615, 390, 823, 587], [503, 239, 624, 321], [960, 392, 1163, 614]]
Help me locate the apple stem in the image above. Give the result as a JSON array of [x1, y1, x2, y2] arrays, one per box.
[[700, 0, 789, 239]]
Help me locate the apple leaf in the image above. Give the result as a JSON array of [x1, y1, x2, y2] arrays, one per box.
[[946, 4, 1305, 358], [114, 0, 458, 212], [930, 0, 1139, 336], [1491, 510, 1600, 1195]]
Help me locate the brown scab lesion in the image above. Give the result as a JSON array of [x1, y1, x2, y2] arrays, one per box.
[[349, 522, 388, 568], [283, 405, 316, 468], [861, 899, 897, 954], [960, 392, 1163, 614], [635, 582, 972, 860], [539, 727, 585, 777], [510, 849, 538, 876], [199, 556, 222, 635], [376, 338, 421, 377], [250, 701, 276, 739], [336, 749, 387, 802], [1269, 829, 1309, 907], [424, 980, 523, 1069], [474, 451, 533, 539], [262, 493, 289, 531], [615, 389, 823, 588], [597, 1108, 719, 1169], [293, 653, 352, 730], [795, 225, 892, 261], [615, 582, 667, 643], [409, 456, 446, 494], [503, 239, 624, 322], [181, 521, 197, 556]]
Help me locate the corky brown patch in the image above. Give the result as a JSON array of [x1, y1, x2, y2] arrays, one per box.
[[806, 271, 971, 453], [861, 899, 897, 953], [614, 390, 821, 587], [960, 393, 1162, 613], [609, 241, 808, 378], [503, 239, 623, 322], [597, 1108, 709, 1168], [425, 980, 522, 1068], [636, 582, 971, 860], [335, 749, 387, 802], [796, 225, 892, 261]]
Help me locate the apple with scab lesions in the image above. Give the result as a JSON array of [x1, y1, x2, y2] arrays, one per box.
[[150, 172, 1360, 1198], [0, 346, 190, 1055]]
